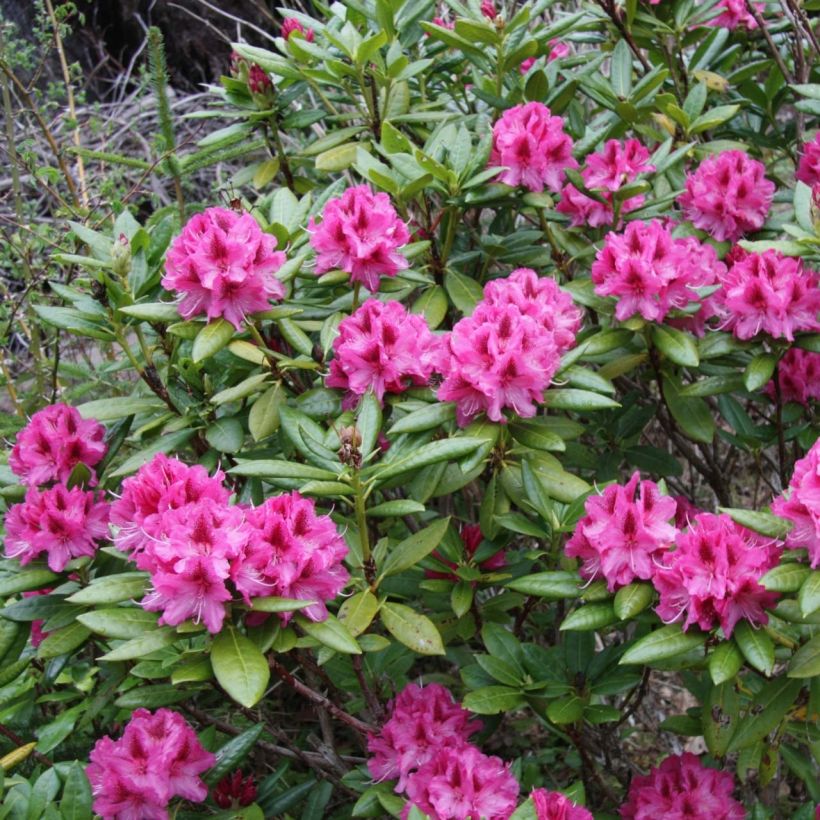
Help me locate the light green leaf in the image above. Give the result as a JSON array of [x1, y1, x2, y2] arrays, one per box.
[[212, 626, 271, 707], [462, 686, 525, 715], [381, 518, 451, 577], [297, 613, 361, 654], [380, 602, 445, 655], [734, 621, 774, 675], [98, 627, 178, 661], [66, 573, 149, 605], [620, 625, 706, 665], [192, 318, 235, 362]]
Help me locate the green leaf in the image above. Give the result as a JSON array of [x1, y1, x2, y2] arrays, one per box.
[[297, 613, 361, 654], [37, 622, 91, 659], [444, 270, 483, 314], [76, 608, 158, 639], [205, 725, 265, 785], [212, 626, 271, 707], [708, 640, 744, 685], [613, 582, 654, 620], [192, 318, 235, 362], [315, 143, 359, 172], [98, 627, 178, 661], [475, 654, 523, 687], [76, 396, 164, 421], [652, 325, 699, 367], [66, 573, 149, 604], [357, 392, 382, 460], [338, 590, 380, 637], [727, 678, 803, 752], [760, 563, 811, 593], [662, 376, 715, 444], [547, 695, 585, 725], [380, 602, 445, 655], [366, 499, 426, 517], [388, 402, 456, 435], [372, 437, 484, 481], [704, 681, 739, 757], [718, 508, 793, 539], [688, 104, 740, 134], [249, 597, 314, 613], [381, 518, 451, 577], [462, 686, 525, 715], [610, 39, 633, 98], [798, 571, 820, 617], [59, 762, 93, 820], [744, 354, 777, 392], [545, 389, 620, 411], [560, 603, 618, 632], [411, 286, 449, 330], [115, 684, 190, 709], [229, 460, 338, 481], [506, 572, 581, 599], [118, 302, 181, 322], [451, 581, 473, 618], [249, 383, 284, 442], [734, 621, 774, 675], [211, 373, 270, 405], [110, 429, 195, 477], [509, 420, 566, 452], [206, 417, 244, 453], [787, 634, 820, 678], [0, 569, 60, 596], [620, 625, 706, 665]]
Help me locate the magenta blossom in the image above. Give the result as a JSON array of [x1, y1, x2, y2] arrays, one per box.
[[678, 150, 774, 242], [772, 438, 820, 567], [653, 513, 781, 637], [435, 301, 560, 426], [309, 185, 410, 292], [520, 40, 570, 74], [281, 17, 315, 41], [5, 484, 109, 572], [87, 708, 215, 820], [482, 267, 582, 354], [402, 745, 519, 820], [707, 0, 764, 29], [162, 206, 286, 330], [765, 348, 820, 406], [797, 132, 820, 188], [557, 139, 654, 228], [10, 403, 107, 488], [565, 472, 677, 592], [490, 102, 577, 193], [531, 788, 593, 820], [368, 682, 482, 792], [326, 299, 439, 407], [591, 219, 725, 326], [620, 753, 744, 819], [480, 0, 496, 18], [717, 250, 820, 341], [110, 453, 229, 557], [241, 491, 349, 623]]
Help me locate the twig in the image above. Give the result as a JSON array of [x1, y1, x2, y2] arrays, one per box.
[[746, 1, 793, 82], [0, 722, 53, 767]]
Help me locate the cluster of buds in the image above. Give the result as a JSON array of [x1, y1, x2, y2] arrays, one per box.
[[229, 52, 274, 101]]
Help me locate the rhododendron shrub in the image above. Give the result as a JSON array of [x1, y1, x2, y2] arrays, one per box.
[[1, 0, 819, 817]]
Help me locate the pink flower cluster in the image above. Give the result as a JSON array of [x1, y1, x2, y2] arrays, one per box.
[[620, 753, 744, 820], [367, 683, 518, 820], [765, 349, 820, 406], [773, 438, 820, 568], [326, 299, 439, 408], [591, 219, 725, 326], [282, 18, 314, 41], [557, 139, 654, 228], [707, 0, 764, 29], [110, 454, 349, 633], [653, 513, 781, 637], [87, 708, 214, 820], [309, 185, 410, 292], [565, 472, 678, 592], [162, 206, 286, 330], [10, 403, 107, 487], [717, 249, 820, 340], [797, 132, 820, 187], [531, 788, 593, 820], [5, 484, 110, 572], [491, 102, 577, 193], [678, 150, 774, 242]]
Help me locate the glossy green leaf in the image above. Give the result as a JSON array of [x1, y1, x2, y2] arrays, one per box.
[[462, 686, 525, 715], [212, 626, 271, 707], [787, 634, 820, 678], [652, 325, 699, 367], [192, 318, 235, 362], [620, 625, 706, 665], [560, 603, 618, 632], [66, 573, 149, 605], [297, 613, 361, 654], [734, 621, 774, 675], [506, 571, 581, 599], [613, 582, 654, 620], [708, 641, 744, 685], [380, 602, 445, 655]]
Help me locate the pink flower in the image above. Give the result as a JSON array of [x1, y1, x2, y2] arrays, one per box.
[[491, 102, 577, 193], [402, 745, 519, 820], [765, 348, 820, 406], [242, 492, 349, 623], [247, 64, 272, 94], [531, 788, 593, 820], [5, 484, 109, 572], [482, 267, 582, 354], [214, 771, 257, 809], [653, 513, 781, 637], [140, 499, 251, 634], [162, 206, 286, 330], [520, 57, 536, 74], [620, 753, 744, 819], [282, 18, 315, 41], [557, 139, 654, 228], [673, 495, 701, 530], [425, 523, 506, 581], [707, 0, 764, 29], [480, 0, 497, 18], [678, 150, 774, 242], [430, 15, 455, 30], [773, 439, 820, 567], [435, 301, 560, 426], [326, 299, 439, 407], [565, 473, 677, 591], [309, 185, 410, 292], [717, 250, 820, 341], [10, 403, 107, 488], [548, 39, 571, 61], [591, 220, 725, 326], [87, 708, 215, 820], [368, 683, 482, 792], [110, 453, 229, 557], [796, 132, 820, 188]]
